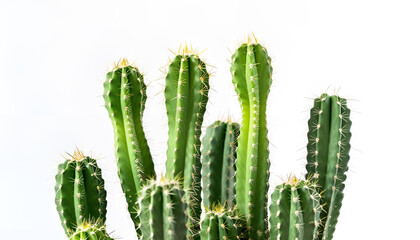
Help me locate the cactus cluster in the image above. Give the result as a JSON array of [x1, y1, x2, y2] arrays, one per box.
[[55, 37, 353, 240]]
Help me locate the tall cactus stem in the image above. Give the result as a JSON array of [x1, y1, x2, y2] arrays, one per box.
[[103, 59, 156, 234], [305, 94, 352, 240], [230, 39, 272, 238], [164, 46, 210, 238]]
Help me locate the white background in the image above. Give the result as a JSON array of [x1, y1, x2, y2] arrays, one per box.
[[1, 0, 419, 239]]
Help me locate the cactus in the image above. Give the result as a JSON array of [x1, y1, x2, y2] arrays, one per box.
[[269, 177, 322, 240], [164, 46, 210, 238], [103, 59, 156, 234], [55, 150, 107, 236], [202, 120, 240, 210], [69, 222, 114, 240], [200, 205, 246, 240], [137, 178, 188, 240], [230, 38, 272, 238], [305, 94, 352, 240]]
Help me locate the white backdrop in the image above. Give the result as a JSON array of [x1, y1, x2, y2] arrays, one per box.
[[1, 0, 420, 239]]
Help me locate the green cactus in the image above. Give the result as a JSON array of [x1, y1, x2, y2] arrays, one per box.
[[137, 178, 188, 240], [164, 46, 210, 238], [69, 222, 114, 240], [305, 94, 352, 240], [269, 177, 322, 240], [103, 59, 156, 234], [55, 150, 107, 236], [230, 38, 272, 238], [200, 205, 246, 240], [202, 120, 240, 210]]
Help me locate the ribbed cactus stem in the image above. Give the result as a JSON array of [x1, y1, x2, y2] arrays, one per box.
[[69, 222, 114, 240], [200, 205, 246, 240], [305, 94, 352, 240], [164, 47, 209, 238], [269, 177, 322, 240], [230, 41, 272, 238], [138, 178, 188, 240], [103, 59, 155, 233], [55, 150, 107, 236], [202, 120, 240, 210]]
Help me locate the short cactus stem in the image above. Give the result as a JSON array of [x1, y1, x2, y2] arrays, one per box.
[[54, 150, 107, 236], [69, 221, 114, 240], [200, 205, 246, 240], [103, 58, 156, 234], [202, 120, 240, 210], [305, 94, 352, 240], [164, 46, 210, 238], [137, 178, 188, 240], [269, 177, 322, 240], [230, 39, 272, 238]]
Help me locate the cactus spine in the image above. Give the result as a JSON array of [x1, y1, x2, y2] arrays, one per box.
[[230, 40, 272, 238], [200, 205, 246, 240], [55, 150, 107, 236], [138, 178, 188, 240], [69, 222, 114, 240], [103, 59, 156, 234], [269, 177, 322, 240], [164, 46, 210, 238], [305, 94, 352, 240], [202, 121, 240, 210]]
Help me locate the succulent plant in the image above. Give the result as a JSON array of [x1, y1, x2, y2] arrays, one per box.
[[269, 177, 322, 240], [202, 120, 240, 210], [305, 94, 352, 240], [54, 39, 354, 240], [55, 150, 107, 236]]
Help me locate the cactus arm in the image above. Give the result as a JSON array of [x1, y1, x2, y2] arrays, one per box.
[[269, 180, 322, 240], [231, 43, 272, 238], [200, 207, 245, 240], [202, 121, 224, 209], [202, 121, 240, 210], [165, 53, 209, 238], [305, 94, 352, 240], [55, 152, 107, 236], [138, 179, 188, 240], [104, 61, 155, 233]]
